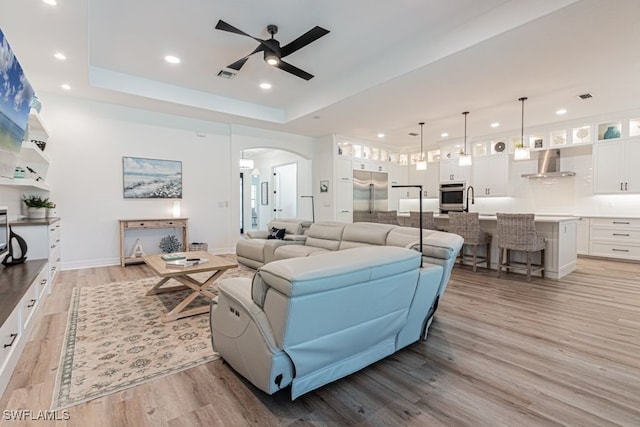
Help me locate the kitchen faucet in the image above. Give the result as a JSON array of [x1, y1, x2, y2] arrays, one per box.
[[464, 186, 475, 212]]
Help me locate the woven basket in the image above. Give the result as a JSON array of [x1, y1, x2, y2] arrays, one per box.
[[189, 242, 208, 252]]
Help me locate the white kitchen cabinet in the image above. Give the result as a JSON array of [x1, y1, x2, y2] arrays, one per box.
[[589, 217, 640, 261], [472, 155, 509, 197], [439, 159, 472, 184], [0, 260, 49, 396], [576, 217, 590, 255], [335, 179, 353, 223], [593, 139, 640, 194], [335, 158, 353, 182], [407, 162, 439, 198]]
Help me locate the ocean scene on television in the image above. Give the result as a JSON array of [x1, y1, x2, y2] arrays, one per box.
[[123, 156, 182, 198], [0, 28, 34, 178]]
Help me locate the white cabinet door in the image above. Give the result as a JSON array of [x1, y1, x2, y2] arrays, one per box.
[[576, 217, 590, 255], [335, 158, 353, 181], [425, 162, 440, 198], [439, 159, 471, 184], [593, 140, 625, 194], [335, 180, 353, 222], [625, 139, 640, 193], [473, 156, 509, 197]]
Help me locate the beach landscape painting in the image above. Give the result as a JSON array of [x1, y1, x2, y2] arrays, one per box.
[[123, 157, 182, 199], [0, 28, 34, 178]]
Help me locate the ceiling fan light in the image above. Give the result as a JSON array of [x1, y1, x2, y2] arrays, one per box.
[[264, 51, 279, 65], [416, 160, 427, 171]]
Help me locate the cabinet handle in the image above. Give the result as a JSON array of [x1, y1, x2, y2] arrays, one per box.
[[612, 233, 630, 237], [625, 182, 628, 191], [621, 182, 624, 191], [341, 177, 350, 181], [340, 210, 350, 213], [612, 221, 630, 225], [40, 279, 47, 285], [27, 299, 36, 308], [4, 333, 18, 348], [612, 249, 629, 252]]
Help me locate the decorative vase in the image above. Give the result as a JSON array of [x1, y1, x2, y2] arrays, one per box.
[[603, 126, 620, 140]]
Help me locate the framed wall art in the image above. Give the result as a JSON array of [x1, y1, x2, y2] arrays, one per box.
[[320, 180, 329, 193], [122, 156, 182, 199]]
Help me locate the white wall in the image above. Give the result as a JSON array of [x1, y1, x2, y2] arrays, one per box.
[[35, 94, 313, 269]]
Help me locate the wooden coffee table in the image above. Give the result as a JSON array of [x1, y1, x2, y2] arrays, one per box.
[[143, 251, 238, 322]]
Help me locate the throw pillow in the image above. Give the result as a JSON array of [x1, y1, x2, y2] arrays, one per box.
[[268, 227, 286, 240]]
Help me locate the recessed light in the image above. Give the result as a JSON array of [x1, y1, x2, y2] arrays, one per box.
[[441, 132, 448, 138], [259, 82, 272, 90], [54, 52, 66, 60], [377, 133, 385, 138], [42, 0, 57, 5], [164, 55, 180, 64], [556, 109, 567, 115], [490, 122, 500, 128], [61, 84, 71, 90]]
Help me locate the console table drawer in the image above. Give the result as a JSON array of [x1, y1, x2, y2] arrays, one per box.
[[124, 219, 187, 229], [21, 283, 39, 330]]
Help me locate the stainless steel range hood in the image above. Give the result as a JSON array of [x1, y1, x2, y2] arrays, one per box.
[[521, 149, 576, 178]]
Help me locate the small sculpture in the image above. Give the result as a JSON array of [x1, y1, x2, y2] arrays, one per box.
[[2, 226, 28, 266]]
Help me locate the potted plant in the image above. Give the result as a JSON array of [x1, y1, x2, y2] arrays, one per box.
[[23, 195, 50, 219], [45, 200, 57, 218]]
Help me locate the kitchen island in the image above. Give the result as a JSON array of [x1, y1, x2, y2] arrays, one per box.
[[401, 213, 578, 279]]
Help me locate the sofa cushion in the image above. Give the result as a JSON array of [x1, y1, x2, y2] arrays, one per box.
[[304, 222, 345, 251], [273, 244, 329, 261], [269, 219, 311, 236], [339, 222, 395, 250], [236, 238, 267, 263]]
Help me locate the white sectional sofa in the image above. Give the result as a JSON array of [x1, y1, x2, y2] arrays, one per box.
[[212, 222, 463, 399], [235, 218, 311, 269]]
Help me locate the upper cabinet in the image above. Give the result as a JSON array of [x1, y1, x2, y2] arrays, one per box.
[[439, 159, 471, 184], [593, 139, 640, 194], [0, 110, 51, 191], [473, 155, 509, 197]]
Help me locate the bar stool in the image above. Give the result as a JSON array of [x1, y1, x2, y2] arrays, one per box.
[[375, 210, 399, 225], [409, 211, 438, 230], [448, 212, 491, 272], [496, 213, 545, 281]]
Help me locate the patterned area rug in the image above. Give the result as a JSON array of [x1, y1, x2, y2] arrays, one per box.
[[51, 261, 255, 410]]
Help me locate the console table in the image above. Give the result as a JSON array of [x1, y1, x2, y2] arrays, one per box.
[[119, 218, 189, 267]]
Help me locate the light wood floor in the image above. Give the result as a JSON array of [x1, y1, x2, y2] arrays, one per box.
[[1, 257, 639, 426]]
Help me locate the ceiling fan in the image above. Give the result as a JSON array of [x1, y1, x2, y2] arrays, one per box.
[[215, 20, 330, 80]]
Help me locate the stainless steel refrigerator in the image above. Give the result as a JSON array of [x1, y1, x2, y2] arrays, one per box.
[[352, 170, 389, 222]]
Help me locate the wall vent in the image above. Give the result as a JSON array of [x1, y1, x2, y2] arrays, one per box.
[[217, 69, 236, 79], [577, 93, 593, 100]]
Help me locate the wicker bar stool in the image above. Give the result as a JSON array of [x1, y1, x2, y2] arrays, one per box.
[[375, 210, 399, 225], [448, 212, 491, 272], [409, 211, 438, 230], [496, 213, 545, 281]]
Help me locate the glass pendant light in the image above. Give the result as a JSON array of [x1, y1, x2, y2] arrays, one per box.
[[459, 111, 472, 166], [239, 150, 254, 169], [416, 122, 427, 170], [514, 97, 531, 161]]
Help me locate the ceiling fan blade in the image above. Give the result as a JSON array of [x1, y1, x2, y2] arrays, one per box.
[[215, 20, 265, 44], [275, 60, 314, 80], [227, 45, 265, 70], [280, 26, 330, 58]]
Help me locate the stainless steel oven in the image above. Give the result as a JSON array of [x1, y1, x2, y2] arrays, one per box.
[[439, 182, 465, 213]]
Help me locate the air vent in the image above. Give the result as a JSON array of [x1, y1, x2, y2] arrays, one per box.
[[217, 69, 236, 79], [408, 132, 419, 136], [577, 93, 593, 100]]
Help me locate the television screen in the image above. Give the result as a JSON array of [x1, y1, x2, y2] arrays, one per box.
[[0, 208, 8, 259], [0, 28, 34, 178]]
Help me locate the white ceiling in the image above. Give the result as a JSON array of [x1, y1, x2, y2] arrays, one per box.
[[2, 0, 640, 150]]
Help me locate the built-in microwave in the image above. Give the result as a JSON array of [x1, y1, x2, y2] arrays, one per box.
[[439, 182, 465, 213]]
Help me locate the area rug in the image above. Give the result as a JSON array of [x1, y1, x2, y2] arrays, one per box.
[[51, 262, 255, 410]]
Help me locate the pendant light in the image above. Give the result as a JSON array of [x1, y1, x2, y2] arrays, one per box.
[[239, 150, 254, 170], [459, 111, 472, 166], [514, 97, 531, 161], [416, 122, 427, 171]]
